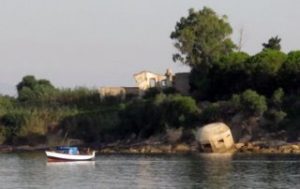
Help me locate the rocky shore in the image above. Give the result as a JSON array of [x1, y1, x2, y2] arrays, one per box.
[[0, 142, 194, 154], [2, 140, 300, 155], [235, 141, 300, 154], [98, 142, 194, 154], [97, 141, 300, 154], [0, 144, 48, 153]]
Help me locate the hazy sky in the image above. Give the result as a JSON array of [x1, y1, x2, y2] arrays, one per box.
[[0, 0, 300, 95]]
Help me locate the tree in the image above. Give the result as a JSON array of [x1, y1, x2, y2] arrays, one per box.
[[271, 88, 284, 107], [189, 51, 251, 101], [230, 89, 267, 116], [208, 52, 251, 99], [262, 36, 281, 51], [161, 94, 199, 128], [278, 51, 300, 94], [16, 75, 36, 92], [16, 75, 57, 102], [170, 7, 236, 69], [246, 49, 287, 95], [219, 51, 250, 71], [262, 88, 286, 132], [0, 95, 15, 113], [247, 49, 286, 75]]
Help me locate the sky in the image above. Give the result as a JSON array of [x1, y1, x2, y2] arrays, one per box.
[[0, 0, 300, 95]]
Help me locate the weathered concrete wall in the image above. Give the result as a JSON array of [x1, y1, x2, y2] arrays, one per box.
[[174, 73, 190, 95], [196, 122, 235, 153], [99, 87, 126, 100], [124, 87, 141, 97], [99, 69, 191, 99], [133, 71, 172, 90], [99, 87, 141, 100]]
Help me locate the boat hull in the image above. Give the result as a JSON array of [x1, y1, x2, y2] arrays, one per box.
[[46, 151, 96, 162]]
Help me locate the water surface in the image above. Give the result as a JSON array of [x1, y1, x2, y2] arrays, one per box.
[[0, 152, 300, 188]]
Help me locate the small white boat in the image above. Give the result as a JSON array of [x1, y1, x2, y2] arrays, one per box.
[[45, 147, 96, 162]]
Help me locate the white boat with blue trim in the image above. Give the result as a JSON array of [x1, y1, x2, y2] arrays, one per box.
[[45, 147, 96, 162]]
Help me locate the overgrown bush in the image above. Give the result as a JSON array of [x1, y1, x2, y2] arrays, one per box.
[[230, 89, 267, 116], [0, 95, 15, 116], [61, 110, 121, 143], [160, 94, 199, 128]]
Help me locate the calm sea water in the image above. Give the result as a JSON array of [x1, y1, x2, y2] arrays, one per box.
[[0, 152, 300, 189]]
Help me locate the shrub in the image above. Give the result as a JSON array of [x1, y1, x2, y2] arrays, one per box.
[[0, 95, 15, 116], [272, 88, 284, 107], [200, 103, 223, 123], [230, 89, 267, 116], [161, 94, 199, 128]]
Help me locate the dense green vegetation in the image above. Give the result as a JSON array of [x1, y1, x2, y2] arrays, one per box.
[[170, 7, 300, 141], [0, 7, 300, 146], [0, 80, 199, 145]]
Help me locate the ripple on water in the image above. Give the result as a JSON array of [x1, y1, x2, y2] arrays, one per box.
[[0, 152, 300, 188]]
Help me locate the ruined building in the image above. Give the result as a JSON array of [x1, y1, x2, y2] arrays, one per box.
[[173, 72, 190, 95], [196, 122, 235, 153], [133, 69, 173, 90], [99, 69, 190, 99], [99, 87, 140, 100]]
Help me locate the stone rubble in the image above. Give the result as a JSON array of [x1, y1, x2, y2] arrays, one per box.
[[235, 141, 300, 154]]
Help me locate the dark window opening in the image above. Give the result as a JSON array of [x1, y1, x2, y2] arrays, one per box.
[[201, 143, 212, 152]]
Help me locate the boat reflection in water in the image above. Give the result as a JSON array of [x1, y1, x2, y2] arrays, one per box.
[[46, 160, 96, 166]]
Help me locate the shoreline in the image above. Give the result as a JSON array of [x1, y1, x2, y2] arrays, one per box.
[[235, 141, 300, 154], [2, 141, 300, 155]]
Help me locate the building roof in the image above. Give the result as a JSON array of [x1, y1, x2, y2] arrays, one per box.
[[133, 70, 165, 77]]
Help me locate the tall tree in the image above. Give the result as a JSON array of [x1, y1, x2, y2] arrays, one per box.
[[170, 7, 236, 69], [278, 51, 300, 94], [262, 36, 281, 51], [16, 75, 57, 102], [246, 49, 287, 96]]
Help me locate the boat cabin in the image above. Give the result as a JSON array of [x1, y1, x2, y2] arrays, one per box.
[[56, 147, 79, 155]]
